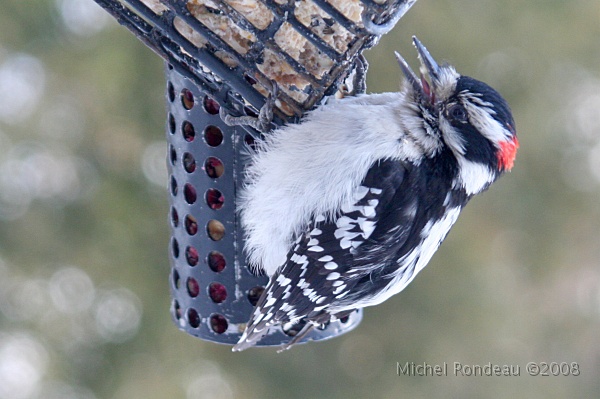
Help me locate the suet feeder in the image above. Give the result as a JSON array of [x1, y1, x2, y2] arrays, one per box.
[[93, 0, 416, 346]]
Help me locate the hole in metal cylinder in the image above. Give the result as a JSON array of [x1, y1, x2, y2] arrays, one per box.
[[244, 133, 260, 151], [184, 183, 197, 204], [167, 81, 175, 102], [170, 146, 177, 166], [182, 121, 195, 142], [171, 207, 179, 227], [186, 246, 199, 266], [188, 308, 200, 328], [210, 314, 228, 334], [168, 113, 176, 134], [204, 157, 224, 178], [183, 153, 196, 173], [203, 96, 220, 115], [206, 220, 225, 241], [204, 125, 223, 147], [181, 88, 195, 110], [206, 188, 224, 210], [170, 176, 178, 196], [172, 268, 180, 289], [208, 282, 227, 303], [207, 251, 226, 272], [247, 286, 265, 306], [185, 215, 198, 236], [172, 238, 180, 258], [187, 277, 200, 298], [173, 300, 182, 320]]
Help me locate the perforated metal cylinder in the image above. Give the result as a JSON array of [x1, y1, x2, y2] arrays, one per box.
[[166, 65, 362, 346]]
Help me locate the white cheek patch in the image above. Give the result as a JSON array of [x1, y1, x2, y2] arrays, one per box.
[[455, 159, 496, 195], [440, 116, 496, 195]]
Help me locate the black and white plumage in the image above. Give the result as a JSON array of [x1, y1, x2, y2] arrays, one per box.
[[233, 37, 519, 351]]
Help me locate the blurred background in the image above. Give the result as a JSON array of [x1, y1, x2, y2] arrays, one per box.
[[1, 0, 599, 398]]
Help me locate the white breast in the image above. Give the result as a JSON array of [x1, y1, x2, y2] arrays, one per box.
[[239, 93, 416, 276]]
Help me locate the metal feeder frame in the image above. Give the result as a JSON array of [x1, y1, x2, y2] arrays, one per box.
[[93, 0, 417, 347]]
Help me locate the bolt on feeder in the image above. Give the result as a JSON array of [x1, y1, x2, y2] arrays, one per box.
[[93, 0, 417, 347]]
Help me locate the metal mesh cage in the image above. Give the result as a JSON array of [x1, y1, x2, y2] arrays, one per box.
[[94, 0, 416, 120], [93, 0, 417, 346]]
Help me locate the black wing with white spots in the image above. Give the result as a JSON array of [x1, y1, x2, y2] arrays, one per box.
[[233, 159, 416, 351]]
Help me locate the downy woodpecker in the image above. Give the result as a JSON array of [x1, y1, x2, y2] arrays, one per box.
[[233, 37, 519, 351]]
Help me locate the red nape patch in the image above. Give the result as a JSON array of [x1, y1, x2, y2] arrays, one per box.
[[498, 137, 519, 171]]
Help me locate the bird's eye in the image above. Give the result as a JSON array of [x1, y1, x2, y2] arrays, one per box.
[[448, 104, 468, 122]]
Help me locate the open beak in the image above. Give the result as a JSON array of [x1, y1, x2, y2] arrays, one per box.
[[395, 36, 441, 105]]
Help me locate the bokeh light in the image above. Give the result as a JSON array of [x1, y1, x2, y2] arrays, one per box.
[[57, 0, 111, 37], [0, 333, 48, 399], [49, 267, 96, 314], [0, 54, 45, 124], [94, 288, 142, 343], [142, 141, 168, 187]]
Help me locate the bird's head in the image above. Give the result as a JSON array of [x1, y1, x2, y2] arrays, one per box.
[[396, 37, 519, 195]]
